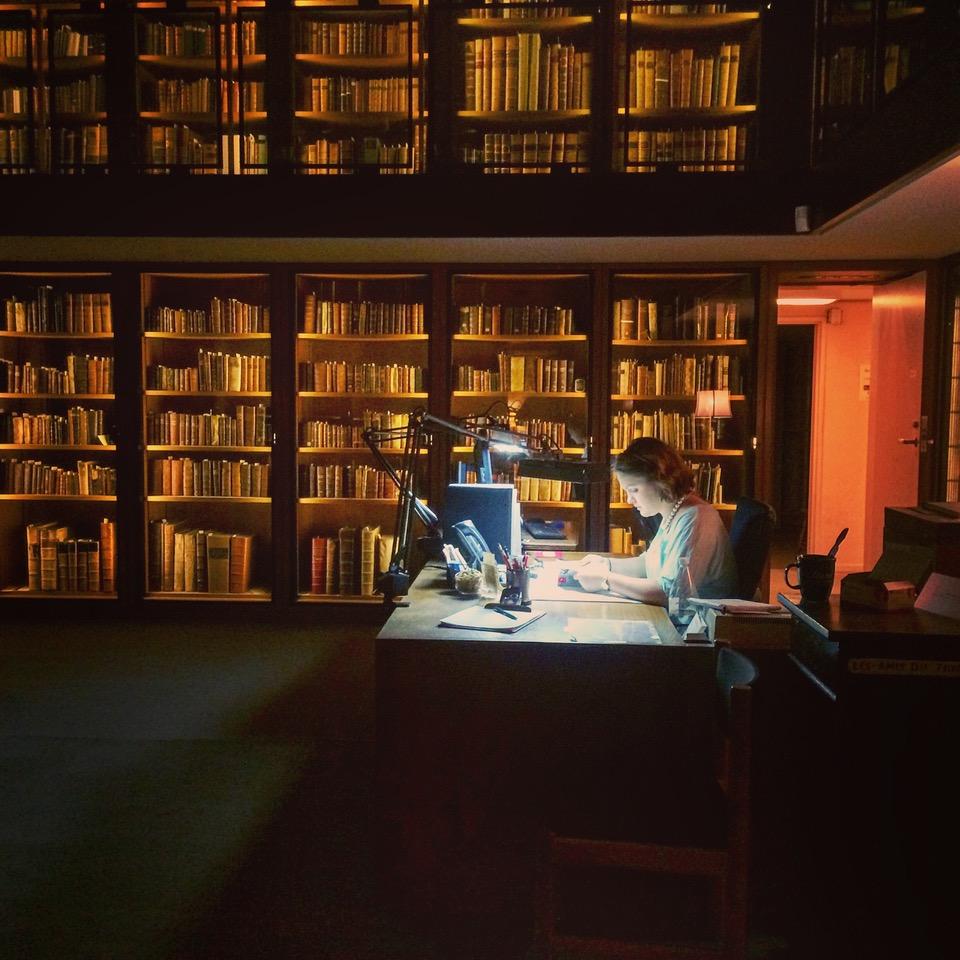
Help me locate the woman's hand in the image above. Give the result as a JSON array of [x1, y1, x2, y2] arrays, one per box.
[[574, 568, 607, 593], [575, 554, 610, 570]]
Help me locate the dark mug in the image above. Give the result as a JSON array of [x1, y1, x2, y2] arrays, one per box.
[[784, 553, 836, 604]]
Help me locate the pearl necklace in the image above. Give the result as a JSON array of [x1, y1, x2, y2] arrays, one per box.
[[662, 495, 687, 532]]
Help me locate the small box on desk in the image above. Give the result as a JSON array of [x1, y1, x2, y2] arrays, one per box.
[[704, 607, 792, 650], [840, 573, 917, 611]]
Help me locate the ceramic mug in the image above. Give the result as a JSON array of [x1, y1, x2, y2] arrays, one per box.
[[784, 553, 836, 604]]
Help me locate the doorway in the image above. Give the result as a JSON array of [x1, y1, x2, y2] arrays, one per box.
[[770, 272, 928, 601]]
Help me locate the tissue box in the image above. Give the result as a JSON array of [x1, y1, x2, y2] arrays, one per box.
[[840, 572, 916, 611]]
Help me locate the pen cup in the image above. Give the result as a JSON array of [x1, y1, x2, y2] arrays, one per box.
[[506, 566, 531, 605]]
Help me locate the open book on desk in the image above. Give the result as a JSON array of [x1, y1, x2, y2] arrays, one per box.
[[439, 603, 546, 634]]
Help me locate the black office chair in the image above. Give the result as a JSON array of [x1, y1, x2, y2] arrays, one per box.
[[728, 497, 777, 601], [537, 647, 759, 960]]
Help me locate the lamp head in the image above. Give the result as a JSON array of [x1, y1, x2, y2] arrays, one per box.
[[694, 388, 732, 419]]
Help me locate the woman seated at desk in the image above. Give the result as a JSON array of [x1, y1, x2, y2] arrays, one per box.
[[574, 437, 737, 604]]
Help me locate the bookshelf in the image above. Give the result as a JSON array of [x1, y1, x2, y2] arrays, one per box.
[[813, 1, 932, 162], [0, 270, 118, 598], [0, 2, 108, 174], [140, 272, 272, 599], [615, 1, 762, 173], [608, 270, 755, 549], [134, 1, 268, 174], [449, 270, 590, 547], [295, 271, 430, 601], [292, 0, 427, 175], [452, 0, 596, 173]]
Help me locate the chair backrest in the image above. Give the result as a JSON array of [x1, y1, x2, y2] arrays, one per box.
[[728, 496, 777, 600]]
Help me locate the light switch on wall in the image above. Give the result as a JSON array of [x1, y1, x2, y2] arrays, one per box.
[[860, 363, 870, 399]]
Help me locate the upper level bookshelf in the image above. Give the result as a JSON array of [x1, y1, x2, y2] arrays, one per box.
[[0, 1, 108, 174], [293, 0, 427, 175], [452, 0, 597, 173], [615, 1, 762, 173], [0, 269, 117, 598], [140, 272, 272, 599], [813, 1, 938, 163]]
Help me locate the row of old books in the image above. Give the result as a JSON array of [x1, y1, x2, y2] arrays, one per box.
[[608, 525, 643, 557], [0, 28, 29, 59], [467, 130, 589, 170], [299, 76, 419, 114], [146, 404, 271, 447], [52, 24, 105, 58], [302, 295, 425, 336], [495, 353, 580, 393], [298, 18, 417, 56], [309, 524, 388, 596], [3, 289, 112, 333], [0, 355, 113, 395], [820, 45, 869, 108], [620, 125, 746, 170], [148, 521, 253, 593], [55, 126, 108, 168], [517, 474, 576, 504], [464, 36, 592, 112], [297, 361, 424, 394], [1, 407, 106, 445], [1, 458, 116, 495], [144, 78, 220, 114], [149, 351, 270, 392], [625, 44, 741, 111], [25, 518, 115, 592], [612, 297, 740, 340], [300, 410, 407, 448], [143, 126, 218, 169], [612, 353, 743, 396], [464, 4, 577, 19], [610, 409, 717, 451], [457, 303, 576, 336], [298, 136, 421, 174], [147, 298, 270, 334], [0, 128, 30, 169], [140, 22, 217, 57], [690, 460, 723, 504], [52, 76, 105, 113], [149, 457, 270, 498], [299, 463, 396, 500], [514, 417, 568, 449]]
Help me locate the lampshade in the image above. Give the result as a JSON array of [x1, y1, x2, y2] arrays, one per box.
[[694, 388, 732, 419]]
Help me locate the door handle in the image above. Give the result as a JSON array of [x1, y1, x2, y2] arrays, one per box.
[[898, 436, 921, 446], [899, 419, 935, 448]]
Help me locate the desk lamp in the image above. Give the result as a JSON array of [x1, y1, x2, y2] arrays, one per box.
[[693, 388, 732, 448]]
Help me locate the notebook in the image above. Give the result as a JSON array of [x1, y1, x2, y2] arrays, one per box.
[[439, 603, 546, 634]]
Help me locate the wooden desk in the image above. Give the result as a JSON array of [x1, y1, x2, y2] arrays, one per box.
[[376, 563, 713, 953], [778, 594, 960, 960]]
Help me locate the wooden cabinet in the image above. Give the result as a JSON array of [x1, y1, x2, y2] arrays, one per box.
[[449, 270, 591, 547], [452, 1, 597, 173], [608, 269, 755, 548], [140, 271, 273, 598], [292, 0, 427, 174], [615, 1, 761, 172], [0, 269, 117, 597], [295, 270, 430, 600]]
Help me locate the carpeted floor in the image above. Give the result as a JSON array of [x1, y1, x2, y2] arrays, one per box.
[[0, 612, 803, 960]]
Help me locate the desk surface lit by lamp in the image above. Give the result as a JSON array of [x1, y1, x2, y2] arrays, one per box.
[[375, 560, 712, 945]]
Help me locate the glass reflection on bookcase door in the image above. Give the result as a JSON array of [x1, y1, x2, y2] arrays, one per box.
[[454, 0, 596, 174], [293, 0, 427, 175]]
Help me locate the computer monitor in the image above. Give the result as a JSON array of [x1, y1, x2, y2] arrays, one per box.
[[444, 482, 521, 560]]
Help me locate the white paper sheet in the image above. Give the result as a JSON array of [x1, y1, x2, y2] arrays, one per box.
[[526, 559, 640, 604]]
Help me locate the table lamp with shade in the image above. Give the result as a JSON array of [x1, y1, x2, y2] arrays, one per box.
[[693, 388, 732, 448]]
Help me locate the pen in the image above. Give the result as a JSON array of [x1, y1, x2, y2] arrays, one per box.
[[498, 543, 511, 565], [491, 605, 518, 620]]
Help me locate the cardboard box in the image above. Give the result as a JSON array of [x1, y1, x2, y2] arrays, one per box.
[[840, 572, 916, 611]]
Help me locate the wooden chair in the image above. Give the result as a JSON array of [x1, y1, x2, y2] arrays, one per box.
[[537, 647, 758, 960]]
